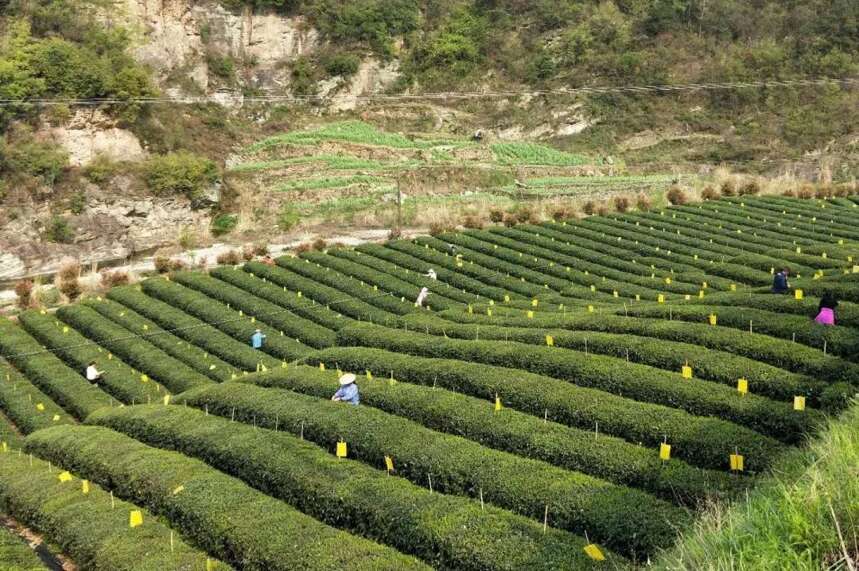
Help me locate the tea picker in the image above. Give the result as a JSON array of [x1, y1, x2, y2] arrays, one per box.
[[332, 373, 360, 405], [415, 287, 430, 307], [250, 329, 266, 349]]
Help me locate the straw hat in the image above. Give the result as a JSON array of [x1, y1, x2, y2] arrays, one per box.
[[339, 373, 357, 385]]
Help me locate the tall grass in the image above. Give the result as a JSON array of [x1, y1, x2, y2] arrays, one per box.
[[248, 121, 465, 152], [491, 142, 590, 166], [657, 401, 858, 570]]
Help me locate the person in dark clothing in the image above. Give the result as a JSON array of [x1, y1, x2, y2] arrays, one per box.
[[772, 267, 790, 294], [814, 293, 838, 326]]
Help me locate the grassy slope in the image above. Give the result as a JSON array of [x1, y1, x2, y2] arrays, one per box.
[[0, 525, 45, 571], [658, 401, 858, 570]]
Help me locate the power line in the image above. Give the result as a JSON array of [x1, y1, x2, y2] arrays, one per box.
[[0, 77, 855, 107]]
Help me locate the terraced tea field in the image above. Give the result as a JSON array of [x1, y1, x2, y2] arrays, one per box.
[[1, 195, 858, 570]]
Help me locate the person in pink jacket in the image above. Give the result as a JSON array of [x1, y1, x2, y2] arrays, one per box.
[[813, 293, 838, 326]]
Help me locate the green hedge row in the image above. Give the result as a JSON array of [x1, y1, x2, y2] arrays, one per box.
[[91, 404, 622, 570], [107, 286, 280, 372], [25, 425, 425, 571], [0, 448, 229, 571], [749, 196, 859, 233], [245, 262, 405, 325], [257, 359, 742, 504], [57, 304, 214, 393], [624, 304, 859, 362], [171, 271, 337, 348], [141, 278, 312, 362], [17, 311, 165, 406], [214, 265, 350, 330], [539, 220, 767, 286], [401, 313, 825, 403], [338, 322, 815, 447], [439, 308, 857, 389], [358, 242, 515, 302], [300, 250, 460, 311], [331, 248, 482, 305], [276, 256, 414, 316], [0, 319, 111, 418], [84, 297, 235, 382], [693, 293, 859, 329], [0, 358, 74, 433], [0, 410, 23, 450], [0, 522, 45, 571]]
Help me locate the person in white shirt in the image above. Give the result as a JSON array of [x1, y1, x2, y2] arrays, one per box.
[[415, 287, 429, 307], [426, 269, 437, 280], [85, 361, 103, 384]]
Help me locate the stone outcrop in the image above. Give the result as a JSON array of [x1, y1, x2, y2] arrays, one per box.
[[49, 109, 147, 167]]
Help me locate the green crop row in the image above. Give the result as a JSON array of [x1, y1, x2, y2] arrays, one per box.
[[18, 311, 167, 405], [356, 243, 515, 302], [106, 286, 281, 372], [624, 304, 859, 362], [256, 359, 742, 504], [0, 358, 74, 433], [181, 380, 681, 559], [300, 250, 460, 311], [0, 319, 111, 419], [141, 278, 312, 362], [401, 313, 825, 403], [171, 271, 337, 348], [244, 262, 405, 325], [91, 404, 621, 570], [0, 411, 22, 450], [745, 196, 859, 233], [0, 449, 229, 571], [298, 346, 787, 473], [338, 322, 817, 447], [214, 266, 351, 330], [25, 425, 426, 571], [0, 523, 45, 571], [439, 308, 857, 390], [276, 256, 415, 316], [57, 304, 214, 393], [83, 297, 235, 381], [331, 248, 482, 304]]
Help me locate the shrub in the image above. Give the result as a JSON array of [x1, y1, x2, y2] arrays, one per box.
[[277, 204, 300, 232], [739, 180, 761, 196], [82, 154, 118, 184], [99, 269, 130, 288], [25, 425, 420, 571], [211, 213, 238, 236], [322, 52, 361, 77], [596, 205, 609, 216], [68, 191, 86, 214], [666, 186, 687, 205], [312, 238, 327, 251], [14, 279, 33, 309], [253, 243, 269, 256], [57, 269, 81, 301], [613, 196, 630, 212], [701, 186, 720, 200], [44, 215, 74, 243], [462, 214, 484, 229], [514, 206, 537, 224], [814, 185, 832, 199], [551, 205, 574, 221], [428, 221, 450, 236], [143, 152, 218, 200], [635, 193, 651, 211], [388, 227, 402, 239], [797, 185, 814, 199], [241, 244, 255, 261], [153, 256, 171, 273], [215, 249, 242, 265], [294, 242, 313, 254], [582, 201, 596, 215], [501, 213, 518, 227], [782, 189, 797, 197], [720, 181, 736, 196], [488, 208, 505, 223]]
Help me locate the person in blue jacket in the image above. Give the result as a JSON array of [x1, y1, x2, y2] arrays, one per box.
[[332, 373, 360, 405], [250, 329, 266, 349], [772, 267, 790, 294]]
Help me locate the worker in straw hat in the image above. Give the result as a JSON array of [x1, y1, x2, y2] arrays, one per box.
[[332, 373, 360, 405]]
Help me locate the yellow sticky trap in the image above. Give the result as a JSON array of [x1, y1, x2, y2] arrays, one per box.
[[531, 299, 539, 307], [730, 283, 737, 291], [297, 291, 302, 298], [738, 378, 748, 395], [635, 294, 640, 301], [853, 265, 859, 274], [527, 311, 534, 319], [319, 362, 325, 371], [612, 290, 618, 298], [494, 395, 502, 412], [336, 441, 347, 458], [36, 403, 45, 411], [587, 305, 594, 313], [172, 485, 185, 495], [730, 454, 744, 472], [698, 290, 705, 299], [62, 326, 69, 334], [822, 252, 827, 259], [545, 335, 554, 347], [141, 374, 149, 383], [702, 282, 708, 289], [659, 443, 671, 461], [708, 314, 717, 326], [82, 480, 90, 494], [107, 353, 112, 360], [590, 285, 596, 292], [794, 289, 804, 300], [657, 294, 665, 304], [665, 277, 672, 285], [0, 442, 6, 453], [583, 544, 605, 561], [681, 366, 693, 379], [504, 295, 510, 303], [794, 396, 806, 411], [366, 370, 373, 381], [58, 471, 72, 483], [796, 246, 801, 254], [129, 510, 143, 528], [206, 559, 215, 571], [385, 456, 394, 472], [52, 414, 60, 421], [489, 300, 495, 306], [684, 294, 691, 301], [143, 324, 149, 331], [486, 308, 493, 317], [238, 310, 243, 317], [250, 317, 256, 323], [373, 285, 378, 291]]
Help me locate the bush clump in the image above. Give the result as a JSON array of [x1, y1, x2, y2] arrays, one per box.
[[738, 180, 761, 196], [14, 280, 33, 309], [666, 186, 687, 205], [636, 194, 651, 211], [211, 213, 238, 236], [613, 196, 630, 213], [215, 250, 242, 266], [143, 152, 218, 200], [701, 186, 720, 200]]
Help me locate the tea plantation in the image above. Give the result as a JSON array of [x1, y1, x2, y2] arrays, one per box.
[[1, 195, 858, 570]]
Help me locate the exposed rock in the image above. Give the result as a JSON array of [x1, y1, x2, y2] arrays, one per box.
[[328, 59, 402, 112], [49, 109, 146, 166], [0, 253, 26, 281]]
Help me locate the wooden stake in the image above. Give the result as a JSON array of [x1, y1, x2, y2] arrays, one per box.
[[428, 474, 433, 494], [543, 505, 549, 533], [479, 487, 484, 511]]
